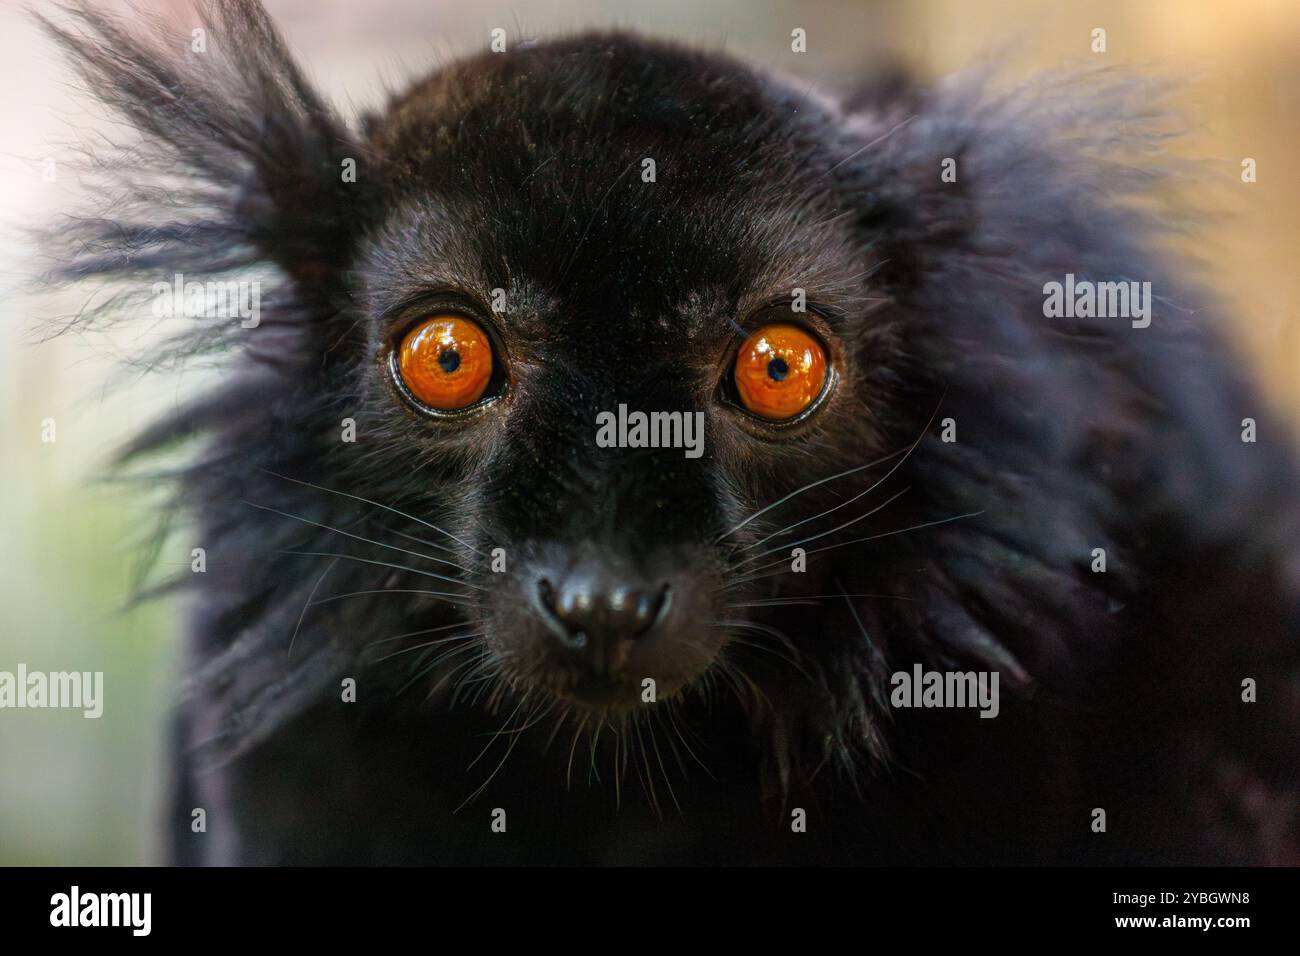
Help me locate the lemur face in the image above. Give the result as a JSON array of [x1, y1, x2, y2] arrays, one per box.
[[351, 39, 894, 707]]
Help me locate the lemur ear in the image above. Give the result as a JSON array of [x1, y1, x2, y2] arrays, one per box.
[[37, 0, 371, 361]]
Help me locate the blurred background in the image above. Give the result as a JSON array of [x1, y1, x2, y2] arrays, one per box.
[[0, 0, 1296, 864]]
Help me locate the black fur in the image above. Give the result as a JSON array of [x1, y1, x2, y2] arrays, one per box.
[[39, 0, 1300, 864]]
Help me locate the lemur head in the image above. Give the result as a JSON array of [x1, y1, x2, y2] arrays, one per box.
[[349, 36, 904, 709], [44, 0, 1169, 784]]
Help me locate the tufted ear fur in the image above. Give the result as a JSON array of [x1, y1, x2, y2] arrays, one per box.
[[822, 69, 1300, 861], [37, 0, 383, 768], [37, 0, 376, 361]]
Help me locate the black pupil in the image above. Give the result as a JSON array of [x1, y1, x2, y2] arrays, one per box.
[[438, 349, 461, 373], [767, 356, 789, 382]]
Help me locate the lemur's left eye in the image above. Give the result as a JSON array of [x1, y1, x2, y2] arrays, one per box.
[[733, 323, 829, 421], [394, 315, 495, 411]]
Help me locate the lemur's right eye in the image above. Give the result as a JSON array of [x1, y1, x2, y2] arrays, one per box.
[[393, 315, 496, 412]]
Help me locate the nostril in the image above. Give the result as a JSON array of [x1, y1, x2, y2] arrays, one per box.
[[536, 577, 583, 647], [607, 583, 669, 638], [636, 583, 672, 637], [538, 577, 557, 613], [599, 582, 671, 639]]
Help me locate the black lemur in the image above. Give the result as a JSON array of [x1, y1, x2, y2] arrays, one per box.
[[40, 0, 1300, 864]]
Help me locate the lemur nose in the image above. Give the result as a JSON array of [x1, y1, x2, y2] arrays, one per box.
[[536, 567, 671, 674]]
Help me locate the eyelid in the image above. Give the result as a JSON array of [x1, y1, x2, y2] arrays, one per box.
[[385, 291, 500, 344], [735, 299, 838, 342], [723, 307, 834, 373]]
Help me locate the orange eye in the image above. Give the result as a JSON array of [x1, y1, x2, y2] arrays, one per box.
[[733, 323, 829, 420], [396, 315, 494, 410]]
